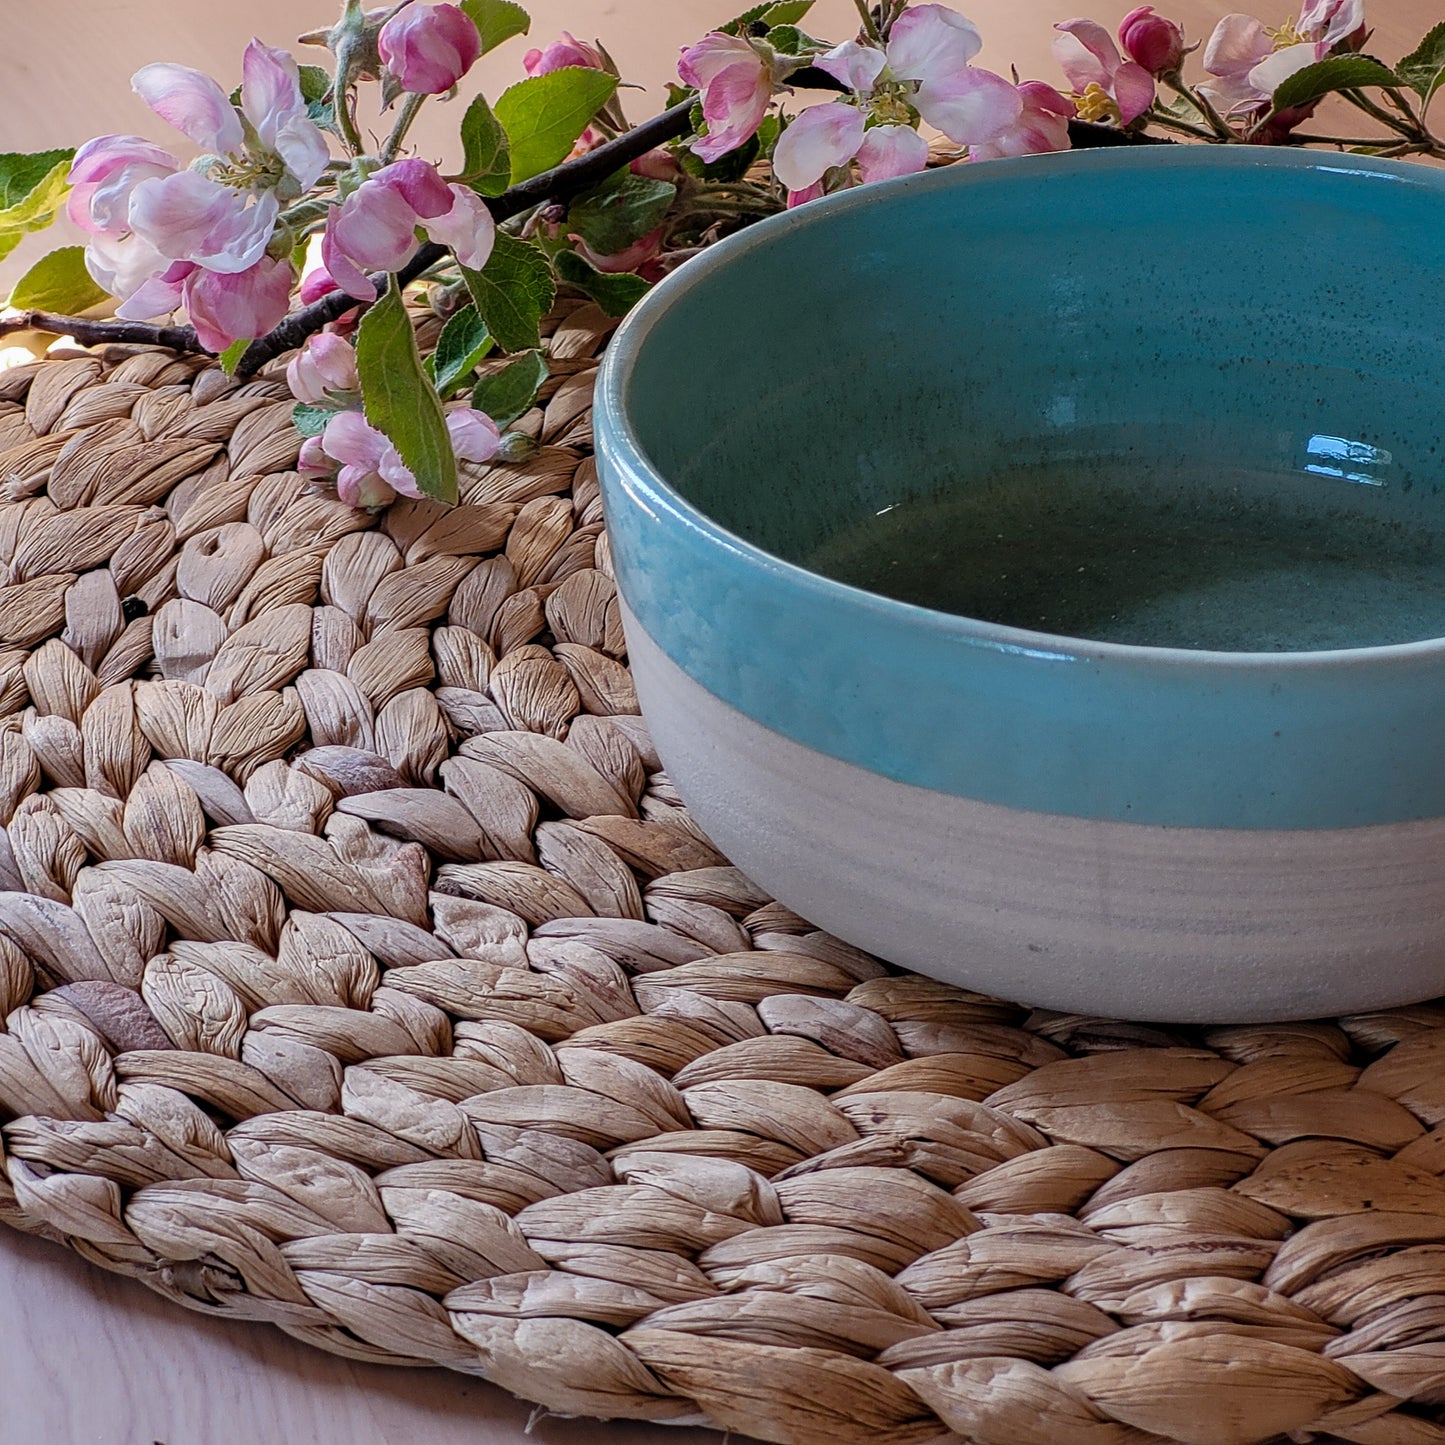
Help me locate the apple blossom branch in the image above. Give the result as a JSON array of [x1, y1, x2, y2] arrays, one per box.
[[2, 100, 697, 368]]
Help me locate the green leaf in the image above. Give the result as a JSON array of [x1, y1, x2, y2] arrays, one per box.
[[429, 304, 494, 397], [0, 149, 74, 253], [291, 403, 333, 437], [219, 339, 251, 375], [723, 1, 814, 34], [555, 250, 649, 317], [459, 229, 556, 353], [460, 0, 531, 53], [1397, 21, 1445, 104], [457, 92, 512, 196], [1271, 55, 1400, 111], [493, 67, 618, 183], [678, 129, 760, 182], [567, 172, 676, 256], [356, 277, 457, 503], [298, 64, 336, 126], [471, 349, 548, 428], [7, 246, 107, 312], [766, 25, 823, 55]]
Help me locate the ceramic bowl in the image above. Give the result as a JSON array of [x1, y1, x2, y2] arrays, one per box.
[[594, 147, 1445, 1023]]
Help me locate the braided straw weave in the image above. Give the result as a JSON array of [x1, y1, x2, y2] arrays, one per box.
[[0, 305, 1444, 1445]]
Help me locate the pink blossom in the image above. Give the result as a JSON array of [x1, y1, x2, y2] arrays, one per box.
[[378, 3, 481, 94], [318, 406, 501, 510], [1053, 19, 1156, 124], [66, 135, 176, 235], [678, 33, 776, 163], [968, 81, 1075, 160], [786, 180, 827, 209], [287, 333, 359, 405], [1299, 0, 1367, 47], [1199, 14, 1274, 112], [867, 5, 1022, 148], [323, 182, 421, 300], [183, 256, 293, 352], [523, 31, 604, 76], [856, 125, 931, 183], [773, 104, 867, 193], [322, 412, 408, 509], [1117, 7, 1185, 75], [570, 226, 665, 274]]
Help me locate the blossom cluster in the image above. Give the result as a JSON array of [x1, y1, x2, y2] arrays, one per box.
[[288, 331, 502, 508]]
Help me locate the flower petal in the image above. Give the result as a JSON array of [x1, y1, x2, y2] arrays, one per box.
[[374, 159, 454, 219], [1247, 41, 1321, 97], [446, 407, 502, 463], [183, 255, 291, 353], [691, 55, 771, 162], [679, 32, 756, 90], [815, 39, 887, 94], [773, 103, 866, 193], [426, 184, 497, 270], [1113, 59, 1157, 123], [886, 4, 983, 85], [1051, 19, 1120, 91], [132, 63, 244, 154], [916, 65, 1025, 146], [855, 124, 930, 184], [322, 206, 378, 303], [128, 169, 277, 272], [321, 409, 391, 468], [1202, 14, 1273, 78]]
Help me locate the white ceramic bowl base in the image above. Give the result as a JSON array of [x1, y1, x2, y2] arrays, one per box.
[[624, 606, 1445, 1024]]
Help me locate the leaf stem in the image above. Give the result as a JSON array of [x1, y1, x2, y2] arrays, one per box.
[[851, 0, 882, 42], [1164, 75, 1235, 140], [1340, 88, 1417, 138]]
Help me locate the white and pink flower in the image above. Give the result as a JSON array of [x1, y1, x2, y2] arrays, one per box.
[[1200, 1, 1366, 116], [1053, 19, 1156, 124]]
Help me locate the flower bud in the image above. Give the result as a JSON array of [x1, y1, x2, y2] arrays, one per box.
[[1117, 6, 1185, 75], [378, 3, 481, 94], [287, 332, 359, 405], [523, 31, 604, 76]]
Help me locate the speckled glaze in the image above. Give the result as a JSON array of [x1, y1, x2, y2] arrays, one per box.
[[595, 147, 1445, 1020]]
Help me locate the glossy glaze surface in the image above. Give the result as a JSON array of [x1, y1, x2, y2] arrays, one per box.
[[597, 148, 1445, 830]]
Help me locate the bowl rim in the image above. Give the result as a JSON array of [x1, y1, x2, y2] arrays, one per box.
[[597, 143, 1445, 672]]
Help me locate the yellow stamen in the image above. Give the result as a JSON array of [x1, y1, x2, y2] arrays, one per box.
[[1073, 82, 1120, 124], [1267, 16, 1309, 48]]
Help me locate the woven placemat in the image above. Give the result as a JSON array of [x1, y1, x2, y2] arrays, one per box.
[[0, 306, 1443, 1445]]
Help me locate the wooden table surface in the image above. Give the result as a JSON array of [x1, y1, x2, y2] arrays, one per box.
[[0, 1, 1437, 1440]]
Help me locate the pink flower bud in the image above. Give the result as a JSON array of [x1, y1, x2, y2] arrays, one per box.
[[569, 226, 665, 275], [630, 148, 682, 182], [378, 2, 481, 94], [523, 31, 604, 77], [297, 435, 334, 476], [446, 407, 502, 463], [1118, 6, 1186, 75], [287, 333, 359, 405]]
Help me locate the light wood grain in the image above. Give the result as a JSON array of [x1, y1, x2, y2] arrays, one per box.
[[1, 1, 1441, 1441]]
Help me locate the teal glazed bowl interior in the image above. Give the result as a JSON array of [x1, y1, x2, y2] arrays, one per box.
[[594, 147, 1445, 1024]]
